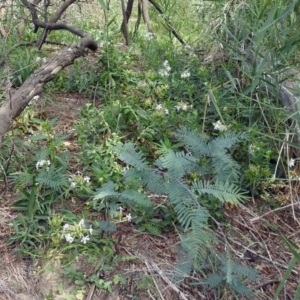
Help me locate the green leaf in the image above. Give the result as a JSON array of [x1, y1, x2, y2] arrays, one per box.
[[98, 0, 108, 11]]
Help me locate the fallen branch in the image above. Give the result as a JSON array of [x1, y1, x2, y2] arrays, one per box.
[[0, 36, 97, 147]]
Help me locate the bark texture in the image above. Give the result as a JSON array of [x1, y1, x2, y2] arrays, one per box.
[[0, 37, 97, 147]]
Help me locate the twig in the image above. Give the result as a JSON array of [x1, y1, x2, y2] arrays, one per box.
[[144, 259, 165, 300], [253, 279, 280, 290], [85, 270, 100, 300], [150, 262, 190, 300], [250, 201, 300, 222], [223, 235, 298, 275]]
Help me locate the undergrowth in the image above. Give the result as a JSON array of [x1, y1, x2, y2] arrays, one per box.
[[1, 0, 300, 298]]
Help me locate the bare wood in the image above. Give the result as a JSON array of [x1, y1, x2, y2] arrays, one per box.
[[121, 0, 130, 45], [0, 37, 97, 147], [141, 0, 153, 33], [35, 0, 77, 49], [121, 0, 134, 41]]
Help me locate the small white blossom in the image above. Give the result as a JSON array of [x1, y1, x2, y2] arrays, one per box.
[[63, 224, 70, 231], [42, 57, 47, 63], [36, 159, 51, 170], [163, 60, 171, 72], [156, 104, 163, 111], [65, 233, 74, 243], [83, 176, 90, 183], [81, 235, 90, 244], [78, 219, 85, 227], [213, 120, 228, 132], [126, 213, 132, 222], [70, 181, 76, 188], [89, 226, 93, 235], [33, 95, 39, 101], [181, 70, 191, 78], [35, 57, 41, 62], [288, 158, 296, 168], [158, 69, 170, 77], [248, 144, 260, 155], [164, 108, 169, 115], [145, 32, 155, 40], [182, 104, 188, 111]]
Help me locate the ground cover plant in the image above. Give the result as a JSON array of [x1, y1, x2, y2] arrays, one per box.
[[1, 0, 300, 299]]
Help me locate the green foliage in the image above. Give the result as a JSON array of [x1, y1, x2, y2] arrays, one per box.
[[115, 125, 245, 254]]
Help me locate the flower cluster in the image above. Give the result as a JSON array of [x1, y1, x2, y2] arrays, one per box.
[[36, 159, 50, 171], [175, 102, 193, 111], [181, 70, 191, 78], [145, 32, 155, 40], [158, 60, 171, 77], [61, 219, 93, 244], [248, 144, 260, 155], [156, 104, 169, 115], [118, 206, 133, 222], [213, 120, 228, 132], [288, 158, 296, 168], [68, 171, 90, 189]]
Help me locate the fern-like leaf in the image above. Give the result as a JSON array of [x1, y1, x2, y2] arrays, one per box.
[[36, 168, 68, 192], [94, 181, 119, 200], [192, 180, 247, 204], [175, 127, 210, 156], [120, 189, 152, 207], [118, 142, 148, 171]]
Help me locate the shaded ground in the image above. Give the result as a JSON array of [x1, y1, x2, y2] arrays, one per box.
[[1, 94, 300, 299]]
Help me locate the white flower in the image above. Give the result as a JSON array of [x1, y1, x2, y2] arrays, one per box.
[[158, 69, 170, 77], [181, 70, 191, 78], [182, 104, 188, 111], [248, 144, 260, 155], [164, 108, 169, 115], [78, 219, 85, 227], [83, 176, 90, 183], [65, 233, 74, 243], [145, 32, 155, 40], [288, 158, 296, 168], [126, 213, 132, 222], [163, 60, 169, 68], [35, 57, 41, 62], [213, 120, 228, 132], [175, 105, 180, 111], [63, 224, 70, 231], [156, 104, 163, 110], [81, 235, 90, 244], [70, 181, 76, 188], [36, 159, 51, 170], [42, 57, 47, 63]]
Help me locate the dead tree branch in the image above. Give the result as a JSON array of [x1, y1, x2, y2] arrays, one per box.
[[0, 36, 97, 147], [35, 0, 77, 49], [148, 0, 187, 45]]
